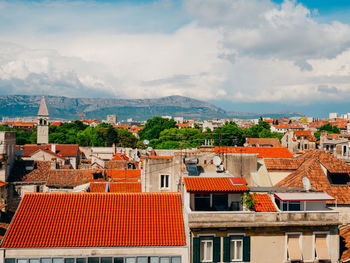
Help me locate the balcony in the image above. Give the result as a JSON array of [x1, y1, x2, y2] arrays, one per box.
[[187, 210, 339, 228]]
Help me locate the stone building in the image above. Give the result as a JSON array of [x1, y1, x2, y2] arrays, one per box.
[[0, 132, 16, 182], [37, 96, 49, 144]]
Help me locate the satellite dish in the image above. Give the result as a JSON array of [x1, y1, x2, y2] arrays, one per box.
[[213, 156, 222, 166], [302, 177, 311, 191], [147, 147, 153, 152], [16, 149, 23, 157], [143, 140, 149, 145]]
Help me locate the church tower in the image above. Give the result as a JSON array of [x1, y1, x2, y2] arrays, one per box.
[[37, 96, 49, 144]]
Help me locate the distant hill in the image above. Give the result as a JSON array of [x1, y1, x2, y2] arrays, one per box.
[[0, 95, 303, 121]]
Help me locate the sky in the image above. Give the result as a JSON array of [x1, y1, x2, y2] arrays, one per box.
[[0, 0, 350, 116]]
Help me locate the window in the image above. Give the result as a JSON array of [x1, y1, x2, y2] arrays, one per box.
[[159, 258, 170, 263], [171, 257, 181, 263], [150, 258, 158, 263], [88, 258, 99, 263], [65, 259, 74, 263], [286, 233, 302, 261], [114, 259, 123, 263], [288, 201, 301, 211], [125, 258, 136, 263], [314, 233, 330, 260], [343, 146, 347, 156], [278, 201, 301, 211], [223, 236, 250, 262], [230, 238, 243, 261], [194, 194, 211, 211], [41, 259, 52, 263], [137, 258, 148, 263], [160, 175, 169, 189], [101, 259, 112, 263], [200, 237, 213, 262]]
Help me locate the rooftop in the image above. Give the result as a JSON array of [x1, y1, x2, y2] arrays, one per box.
[[214, 147, 293, 158], [1, 193, 185, 248], [184, 177, 249, 192]]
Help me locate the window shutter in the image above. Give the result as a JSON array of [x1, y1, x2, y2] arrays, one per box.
[[243, 236, 251, 262], [213, 237, 221, 262], [223, 237, 230, 262], [193, 237, 200, 263]]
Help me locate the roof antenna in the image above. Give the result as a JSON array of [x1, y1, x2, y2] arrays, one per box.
[[302, 177, 311, 191]]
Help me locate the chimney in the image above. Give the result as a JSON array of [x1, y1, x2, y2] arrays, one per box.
[[51, 158, 57, 169], [51, 144, 56, 153]]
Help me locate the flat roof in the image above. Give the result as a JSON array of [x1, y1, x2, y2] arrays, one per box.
[[274, 192, 335, 201]]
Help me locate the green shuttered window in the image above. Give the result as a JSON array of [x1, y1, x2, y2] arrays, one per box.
[[223, 235, 250, 262]]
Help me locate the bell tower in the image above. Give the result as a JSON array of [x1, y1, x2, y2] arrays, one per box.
[[37, 96, 49, 144]]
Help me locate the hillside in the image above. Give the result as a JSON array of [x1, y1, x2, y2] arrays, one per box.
[[0, 95, 302, 121]]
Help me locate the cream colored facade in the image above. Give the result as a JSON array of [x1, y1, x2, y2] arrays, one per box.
[[0, 247, 188, 263], [0, 131, 16, 182]]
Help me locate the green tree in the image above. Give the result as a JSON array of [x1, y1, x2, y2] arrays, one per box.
[[213, 121, 244, 146], [314, 123, 340, 140], [138, 117, 176, 140]]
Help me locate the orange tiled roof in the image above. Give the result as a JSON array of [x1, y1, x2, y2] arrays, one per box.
[[112, 153, 130, 161], [275, 150, 350, 204], [252, 193, 276, 212], [264, 158, 303, 170], [46, 169, 97, 187], [1, 193, 185, 248], [293, 130, 316, 142], [0, 181, 7, 187], [19, 144, 79, 157], [340, 226, 350, 262], [214, 147, 293, 158], [148, 156, 174, 159], [110, 182, 142, 193], [246, 138, 281, 147], [184, 177, 249, 192], [90, 182, 107, 192], [22, 161, 51, 182], [106, 169, 141, 180], [90, 182, 142, 193]]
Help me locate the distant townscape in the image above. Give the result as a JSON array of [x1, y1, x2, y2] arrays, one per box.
[[1, 96, 350, 262]]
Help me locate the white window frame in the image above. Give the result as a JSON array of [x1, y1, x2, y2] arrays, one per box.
[[160, 174, 170, 190], [198, 234, 215, 263], [200, 238, 213, 262], [312, 231, 330, 261], [230, 238, 243, 262], [285, 232, 302, 262]]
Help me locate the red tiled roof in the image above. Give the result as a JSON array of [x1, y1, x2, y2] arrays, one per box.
[[106, 169, 141, 180], [252, 193, 276, 212], [340, 226, 350, 262], [275, 150, 350, 204], [293, 130, 316, 142], [264, 158, 303, 170], [1, 193, 185, 248], [19, 144, 79, 157], [246, 138, 282, 147], [90, 182, 142, 193], [148, 156, 174, 159], [184, 177, 249, 192], [22, 161, 51, 182], [110, 182, 142, 193], [0, 181, 7, 187], [90, 182, 107, 192], [214, 147, 293, 158], [46, 169, 97, 187], [112, 153, 129, 161]]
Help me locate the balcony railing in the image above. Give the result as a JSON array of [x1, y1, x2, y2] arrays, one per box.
[[187, 210, 339, 228]]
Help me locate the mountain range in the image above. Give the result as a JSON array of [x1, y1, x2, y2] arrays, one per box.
[[0, 95, 303, 121]]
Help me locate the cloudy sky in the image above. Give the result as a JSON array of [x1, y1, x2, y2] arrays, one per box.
[[0, 0, 350, 116]]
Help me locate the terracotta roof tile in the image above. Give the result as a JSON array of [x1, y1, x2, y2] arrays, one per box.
[[1, 193, 185, 248], [214, 147, 293, 158], [106, 169, 141, 180], [148, 156, 174, 159], [184, 177, 249, 192], [112, 153, 130, 161], [340, 226, 350, 262], [109, 182, 142, 193], [246, 138, 281, 147], [252, 193, 276, 212], [0, 181, 7, 187], [19, 144, 79, 158], [275, 150, 350, 204], [22, 161, 51, 182], [46, 169, 98, 187], [90, 182, 142, 193], [264, 158, 303, 170]]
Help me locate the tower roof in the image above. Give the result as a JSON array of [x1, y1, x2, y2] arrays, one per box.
[[38, 96, 48, 116]]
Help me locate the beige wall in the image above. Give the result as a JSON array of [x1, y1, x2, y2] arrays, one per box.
[[1, 247, 188, 263], [191, 226, 339, 263], [268, 171, 293, 186]]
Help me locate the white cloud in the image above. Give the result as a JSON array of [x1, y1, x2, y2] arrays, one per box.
[[0, 0, 349, 106]]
